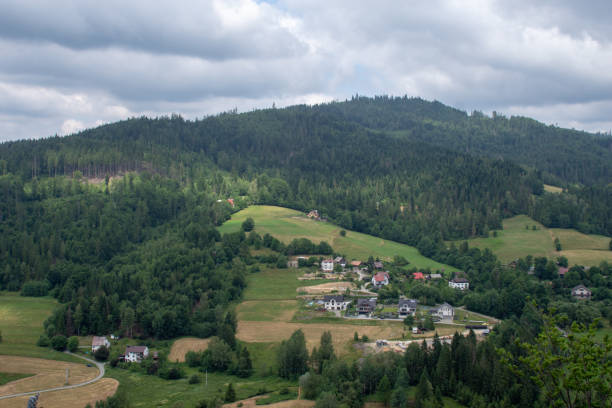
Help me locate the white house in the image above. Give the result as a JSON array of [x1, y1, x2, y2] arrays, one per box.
[[372, 272, 390, 287], [92, 336, 110, 352], [449, 278, 469, 290], [571, 284, 592, 299], [432, 303, 454, 320], [398, 299, 417, 316], [321, 259, 334, 272], [125, 346, 149, 363], [323, 295, 351, 311]]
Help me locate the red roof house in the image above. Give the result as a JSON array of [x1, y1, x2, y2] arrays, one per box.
[[413, 272, 425, 280]]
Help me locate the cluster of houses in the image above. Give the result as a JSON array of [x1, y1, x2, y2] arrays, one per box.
[[321, 294, 455, 321], [91, 336, 152, 363]]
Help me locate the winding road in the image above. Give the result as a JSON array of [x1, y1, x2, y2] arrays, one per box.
[[0, 352, 105, 401]]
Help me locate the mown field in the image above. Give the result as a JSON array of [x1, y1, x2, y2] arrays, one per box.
[[0, 292, 85, 363], [457, 215, 612, 266], [218, 205, 459, 272]]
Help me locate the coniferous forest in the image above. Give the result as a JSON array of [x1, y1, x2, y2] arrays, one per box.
[[0, 96, 610, 407]]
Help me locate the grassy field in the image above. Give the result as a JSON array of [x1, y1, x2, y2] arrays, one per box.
[[457, 215, 612, 266], [0, 372, 33, 386], [543, 184, 563, 193], [243, 267, 328, 301], [218, 206, 458, 272], [0, 292, 84, 363]]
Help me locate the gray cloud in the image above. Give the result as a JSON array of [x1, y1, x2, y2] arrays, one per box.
[[1, 0, 612, 141]]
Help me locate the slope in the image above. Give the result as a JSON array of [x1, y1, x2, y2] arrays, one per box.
[[218, 205, 458, 271]]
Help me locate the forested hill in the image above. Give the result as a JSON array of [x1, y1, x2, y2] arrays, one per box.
[[311, 96, 612, 186], [0, 96, 610, 242]]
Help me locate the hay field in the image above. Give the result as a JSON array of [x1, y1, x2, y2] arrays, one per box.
[[297, 282, 356, 294], [0, 356, 98, 396], [543, 184, 563, 193], [168, 338, 211, 362], [218, 205, 458, 272], [0, 378, 118, 408], [237, 321, 404, 353], [237, 300, 298, 322]]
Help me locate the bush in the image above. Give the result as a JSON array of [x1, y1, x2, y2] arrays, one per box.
[[185, 350, 202, 367], [37, 334, 50, 347], [67, 336, 79, 352], [241, 217, 255, 232], [159, 366, 184, 380], [51, 335, 68, 351], [189, 374, 201, 384], [94, 345, 109, 361]]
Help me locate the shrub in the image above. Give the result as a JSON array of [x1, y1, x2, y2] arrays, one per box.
[[51, 335, 68, 351], [189, 374, 201, 384], [67, 336, 79, 352], [37, 334, 50, 347], [160, 367, 184, 380], [94, 345, 109, 361], [241, 217, 255, 232]]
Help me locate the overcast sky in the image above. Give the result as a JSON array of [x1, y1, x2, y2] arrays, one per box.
[[1, 0, 611, 141]]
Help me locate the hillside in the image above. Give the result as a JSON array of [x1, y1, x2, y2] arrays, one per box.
[[458, 215, 612, 266], [218, 205, 458, 272]]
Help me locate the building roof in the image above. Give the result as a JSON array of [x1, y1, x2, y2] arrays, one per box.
[[413, 272, 425, 280], [429, 273, 442, 279], [357, 298, 377, 307], [92, 336, 108, 347], [451, 277, 469, 283], [399, 299, 417, 308], [373, 272, 389, 282], [350, 260, 362, 266], [373, 261, 384, 269], [126, 346, 148, 353], [558, 267, 569, 276], [323, 295, 345, 303], [322, 259, 334, 263], [572, 284, 590, 292]]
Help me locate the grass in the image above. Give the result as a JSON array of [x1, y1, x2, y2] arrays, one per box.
[[219, 206, 458, 272], [0, 292, 84, 363], [243, 267, 328, 301], [456, 215, 612, 266], [0, 372, 34, 386], [543, 184, 563, 193]]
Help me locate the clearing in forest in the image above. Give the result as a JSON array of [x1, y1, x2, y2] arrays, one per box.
[[218, 205, 458, 271], [458, 215, 612, 266]]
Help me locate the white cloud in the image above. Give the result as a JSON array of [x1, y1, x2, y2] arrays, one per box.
[[1, 0, 612, 141]]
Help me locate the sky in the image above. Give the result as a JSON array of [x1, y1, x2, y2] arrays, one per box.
[[1, 0, 612, 141]]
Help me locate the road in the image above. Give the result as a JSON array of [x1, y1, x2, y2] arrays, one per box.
[[0, 351, 105, 401]]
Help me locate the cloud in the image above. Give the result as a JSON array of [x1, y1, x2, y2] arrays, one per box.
[[1, 0, 612, 141]]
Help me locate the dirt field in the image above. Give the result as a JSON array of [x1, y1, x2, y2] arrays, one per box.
[[237, 321, 404, 352], [0, 356, 98, 396], [297, 282, 356, 294], [0, 378, 118, 408], [223, 396, 314, 408], [168, 338, 211, 362]]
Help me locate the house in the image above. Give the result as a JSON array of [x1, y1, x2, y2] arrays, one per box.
[[357, 298, 377, 314], [350, 260, 362, 267], [398, 299, 417, 316], [125, 346, 149, 363], [431, 303, 454, 320], [287, 260, 299, 268], [227, 198, 235, 208], [429, 273, 443, 280], [321, 259, 334, 272], [323, 295, 351, 311], [334, 256, 347, 268], [92, 336, 110, 353], [372, 272, 390, 287], [413, 272, 425, 280], [307, 210, 320, 220], [571, 284, 591, 299], [558, 267, 568, 278], [449, 278, 469, 290], [373, 261, 384, 270]]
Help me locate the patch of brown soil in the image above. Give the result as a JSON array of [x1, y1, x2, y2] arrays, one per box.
[[297, 282, 356, 294], [168, 338, 211, 362]]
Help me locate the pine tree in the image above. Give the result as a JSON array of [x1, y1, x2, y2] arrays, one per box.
[[224, 383, 236, 403]]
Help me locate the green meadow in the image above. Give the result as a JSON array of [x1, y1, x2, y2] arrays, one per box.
[[218, 205, 458, 272], [457, 215, 612, 266], [0, 292, 84, 363]]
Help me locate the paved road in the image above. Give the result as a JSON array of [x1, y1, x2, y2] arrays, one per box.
[[0, 351, 105, 401]]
